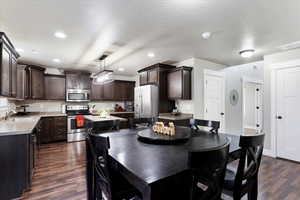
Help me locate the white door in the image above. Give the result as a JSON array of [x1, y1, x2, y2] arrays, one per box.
[[204, 71, 225, 132], [276, 67, 300, 162], [243, 82, 263, 133]]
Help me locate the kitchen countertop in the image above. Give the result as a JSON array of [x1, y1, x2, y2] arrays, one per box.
[[110, 111, 134, 114], [158, 113, 193, 121], [85, 115, 127, 122], [0, 112, 67, 137]]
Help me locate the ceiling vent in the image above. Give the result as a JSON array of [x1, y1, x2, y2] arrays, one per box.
[[278, 41, 300, 51]]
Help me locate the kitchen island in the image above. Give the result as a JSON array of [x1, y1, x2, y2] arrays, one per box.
[[158, 113, 193, 127], [85, 115, 128, 133]]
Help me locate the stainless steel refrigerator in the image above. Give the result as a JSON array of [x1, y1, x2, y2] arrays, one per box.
[[134, 85, 159, 118]]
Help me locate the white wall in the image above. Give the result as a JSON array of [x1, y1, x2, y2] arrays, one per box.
[[223, 61, 264, 135], [175, 58, 226, 118]]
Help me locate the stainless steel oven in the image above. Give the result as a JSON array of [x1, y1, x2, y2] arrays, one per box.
[[66, 89, 90, 102], [66, 105, 90, 142]]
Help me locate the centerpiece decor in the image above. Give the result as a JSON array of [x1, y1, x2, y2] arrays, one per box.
[[152, 122, 176, 136]]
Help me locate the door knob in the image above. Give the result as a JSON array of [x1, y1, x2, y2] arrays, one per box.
[[220, 112, 225, 116], [277, 116, 282, 119]]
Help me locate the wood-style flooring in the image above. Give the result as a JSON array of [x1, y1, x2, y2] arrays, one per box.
[[22, 141, 300, 200]]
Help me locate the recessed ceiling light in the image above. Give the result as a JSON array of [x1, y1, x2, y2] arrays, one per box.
[[53, 58, 61, 63], [239, 49, 255, 58], [54, 31, 67, 39], [32, 50, 38, 54], [16, 48, 24, 53], [147, 52, 155, 58], [201, 32, 211, 39], [118, 68, 125, 72]]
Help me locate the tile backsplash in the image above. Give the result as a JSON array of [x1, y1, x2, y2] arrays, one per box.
[[0, 98, 16, 117]]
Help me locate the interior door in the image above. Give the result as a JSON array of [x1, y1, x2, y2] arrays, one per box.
[[243, 82, 263, 133], [204, 72, 225, 132], [276, 67, 300, 162]]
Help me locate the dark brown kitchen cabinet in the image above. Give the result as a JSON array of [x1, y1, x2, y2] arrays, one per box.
[[40, 116, 67, 143], [44, 74, 66, 100], [139, 71, 148, 85], [0, 32, 20, 97], [102, 80, 135, 101], [167, 66, 192, 100], [11, 56, 17, 97], [28, 66, 45, 99], [16, 65, 29, 99], [65, 71, 91, 90], [91, 82, 104, 100]]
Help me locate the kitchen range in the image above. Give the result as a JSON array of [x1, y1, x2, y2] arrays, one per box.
[[66, 104, 90, 142]]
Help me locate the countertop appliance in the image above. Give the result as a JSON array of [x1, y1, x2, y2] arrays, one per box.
[[134, 85, 158, 118], [66, 104, 90, 142], [66, 89, 90, 102]]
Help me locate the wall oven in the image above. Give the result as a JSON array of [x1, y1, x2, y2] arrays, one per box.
[[66, 89, 90, 102]]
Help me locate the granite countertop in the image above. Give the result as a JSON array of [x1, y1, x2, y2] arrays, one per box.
[[0, 112, 67, 137], [158, 113, 193, 121], [110, 111, 134, 114], [85, 115, 127, 122]]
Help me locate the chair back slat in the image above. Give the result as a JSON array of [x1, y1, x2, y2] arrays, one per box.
[[190, 119, 220, 134]]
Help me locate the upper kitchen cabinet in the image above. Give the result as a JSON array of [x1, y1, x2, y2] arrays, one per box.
[[65, 71, 91, 90], [138, 63, 175, 86], [167, 66, 192, 100], [28, 66, 45, 100], [16, 65, 29, 100], [101, 80, 135, 101], [91, 82, 104, 101], [0, 32, 20, 97], [44, 74, 66, 100]]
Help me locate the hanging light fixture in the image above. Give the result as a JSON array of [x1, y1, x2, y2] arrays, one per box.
[[92, 54, 114, 84]]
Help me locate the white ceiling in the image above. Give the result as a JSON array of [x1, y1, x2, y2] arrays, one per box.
[[1, 0, 300, 75]]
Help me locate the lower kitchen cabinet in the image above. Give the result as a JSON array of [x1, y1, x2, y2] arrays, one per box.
[[40, 116, 67, 143], [0, 133, 36, 200]]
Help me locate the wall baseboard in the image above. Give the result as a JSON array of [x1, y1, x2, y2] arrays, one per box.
[[263, 149, 276, 158]]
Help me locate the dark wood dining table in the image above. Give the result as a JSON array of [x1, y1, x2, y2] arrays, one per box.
[[101, 127, 241, 200]]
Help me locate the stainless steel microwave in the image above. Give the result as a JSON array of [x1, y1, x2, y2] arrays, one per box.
[[66, 89, 90, 102]]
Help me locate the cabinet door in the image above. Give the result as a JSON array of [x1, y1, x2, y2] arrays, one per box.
[[113, 81, 126, 101], [103, 82, 114, 100], [10, 56, 17, 97], [66, 73, 80, 89], [45, 75, 66, 100], [125, 82, 135, 101], [80, 74, 91, 89], [139, 71, 148, 85], [31, 69, 44, 99], [1, 46, 11, 96], [167, 70, 182, 99], [148, 68, 158, 84], [53, 117, 67, 141], [91, 83, 104, 100], [40, 118, 53, 143]]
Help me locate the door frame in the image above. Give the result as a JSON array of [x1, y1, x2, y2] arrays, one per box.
[[203, 69, 225, 132], [242, 77, 264, 134], [270, 59, 300, 158]]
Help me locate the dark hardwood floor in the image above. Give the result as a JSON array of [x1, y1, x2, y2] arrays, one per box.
[[22, 142, 86, 200], [21, 141, 300, 200]]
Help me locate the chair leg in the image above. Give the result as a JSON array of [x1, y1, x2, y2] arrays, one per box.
[[247, 179, 258, 200]]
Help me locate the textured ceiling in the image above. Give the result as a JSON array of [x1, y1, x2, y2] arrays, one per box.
[[1, 0, 300, 75]]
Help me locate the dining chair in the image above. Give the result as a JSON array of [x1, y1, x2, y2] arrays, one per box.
[[86, 133, 140, 200], [188, 140, 230, 200], [223, 134, 265, 200], [190, 119, 220, 133]]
